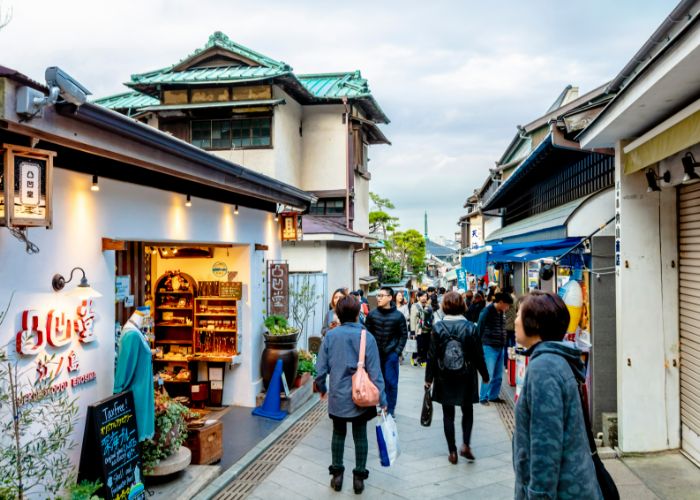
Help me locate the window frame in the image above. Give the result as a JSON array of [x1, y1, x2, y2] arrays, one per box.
[[190, 114, 273, 151], [309, 197, 346, 216]]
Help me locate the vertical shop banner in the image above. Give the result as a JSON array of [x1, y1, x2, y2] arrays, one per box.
[[456, 268, 467, 291], [267, 262, 289, 318]]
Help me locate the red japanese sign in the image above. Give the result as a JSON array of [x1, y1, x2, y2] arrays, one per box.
[[267, 262, 289, 318]]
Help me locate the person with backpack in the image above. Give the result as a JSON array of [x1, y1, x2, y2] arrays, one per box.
[[425, 292, 489, 464]]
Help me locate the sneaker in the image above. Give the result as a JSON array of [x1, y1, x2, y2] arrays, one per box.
[[479, 400, 489, 406], [420, 362, 427, 367], [489, 397, 506, 404]]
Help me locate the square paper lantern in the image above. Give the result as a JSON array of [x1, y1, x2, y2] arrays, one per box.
[[1, 144, 56, 228]]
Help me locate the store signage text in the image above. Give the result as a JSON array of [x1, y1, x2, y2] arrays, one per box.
[[268, 262, 289, 317], [14, 299, 97, 384]]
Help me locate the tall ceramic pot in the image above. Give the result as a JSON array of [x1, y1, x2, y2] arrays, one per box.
[[261, 331, 299, 390]]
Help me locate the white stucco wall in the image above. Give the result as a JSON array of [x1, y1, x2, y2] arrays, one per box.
[[615, 141, 680, 452], [211, 86, 303, 187], [326, 244, 354, 295], [0, 168, 281, 478], [282, 242, 327, 273], [354, 174, 370, 235], [281, 241, 354, 295], [300, 105, 347, 191], [483, 215, 503, 241]]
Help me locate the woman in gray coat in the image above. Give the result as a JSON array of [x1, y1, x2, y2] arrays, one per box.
[[513, 291, 602, 499], [315, 295, 387, 494]]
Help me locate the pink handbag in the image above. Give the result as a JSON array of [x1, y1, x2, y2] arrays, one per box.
[[352, 329, 380, 407]]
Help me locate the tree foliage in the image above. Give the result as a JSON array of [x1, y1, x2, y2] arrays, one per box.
[[369, 194, 425, 284]]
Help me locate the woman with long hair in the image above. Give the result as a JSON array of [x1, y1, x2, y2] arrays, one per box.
[[321, 288, 347, 336], [315, 295, 387, 494], [512, 291, 602, 499], [395, 290, 410, 329], [425, 292, 489, 463], [465, 291, 485, 323]]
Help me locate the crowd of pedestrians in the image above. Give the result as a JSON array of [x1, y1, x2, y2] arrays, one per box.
[[313, 283, 604, 498]]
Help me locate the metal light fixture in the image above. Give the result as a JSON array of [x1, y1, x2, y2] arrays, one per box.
[[274, 209, 279, 222], [682, 152, 700, 183], [91, 175, 100, 192], [645, 168, 671, 192], [52, 267, 102, 297], [234, 204, 239, 215], [185, 194, 192, 207]]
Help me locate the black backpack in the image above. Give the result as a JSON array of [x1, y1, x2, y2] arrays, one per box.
[[436, 324, 467, 373]]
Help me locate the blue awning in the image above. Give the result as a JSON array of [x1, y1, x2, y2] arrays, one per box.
[[461, 237, 584, 276]]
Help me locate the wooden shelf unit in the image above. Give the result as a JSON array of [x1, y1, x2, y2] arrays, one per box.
[[194, 297, 238, 357]]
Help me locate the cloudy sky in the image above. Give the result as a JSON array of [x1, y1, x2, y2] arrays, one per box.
[[0, 0, 678, 239]]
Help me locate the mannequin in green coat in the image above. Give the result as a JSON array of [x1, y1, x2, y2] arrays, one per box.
[[114, 308, 154, 441]]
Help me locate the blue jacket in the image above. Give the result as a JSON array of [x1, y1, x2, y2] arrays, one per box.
[[513, 341, 602, 500], [315, 322, 387, 418]]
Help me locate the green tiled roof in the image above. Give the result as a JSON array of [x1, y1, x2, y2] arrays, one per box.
[[93, 91, 159, 111], [129, 65, 287, 86], [97, 32, 389, 123], [298, 71, 371, 99]]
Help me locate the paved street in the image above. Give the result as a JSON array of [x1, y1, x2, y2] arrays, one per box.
[[248, 361, 515, 499]]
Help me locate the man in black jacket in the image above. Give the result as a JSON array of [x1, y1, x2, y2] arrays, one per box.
[[365, 286, 408, 417], [476, 292, 513, 404]]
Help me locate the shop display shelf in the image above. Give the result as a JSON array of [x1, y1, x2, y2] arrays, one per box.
[[195, 328, 237, 333], [156, 322, 193, 327], [155, 339, 193, 345], [157, 307, 193, 311], [194, 313, 236, 316], [197, 296, 236, 300], [154, 357, 191, 363], [161, 379, 191, 384], [191, 354, 237, 362], [158, 291, 193, 295]]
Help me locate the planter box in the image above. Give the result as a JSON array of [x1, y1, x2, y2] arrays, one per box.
[[185, 420, 223, 465], [293, 372, 311, 388]]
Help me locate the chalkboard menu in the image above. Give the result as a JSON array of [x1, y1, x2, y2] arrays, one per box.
[[78, 391, 145, 500]]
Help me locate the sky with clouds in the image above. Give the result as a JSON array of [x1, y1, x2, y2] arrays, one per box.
[[0, 0, 679, 239]]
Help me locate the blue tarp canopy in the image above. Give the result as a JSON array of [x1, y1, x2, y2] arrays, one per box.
[[461, 237, 584, 276]]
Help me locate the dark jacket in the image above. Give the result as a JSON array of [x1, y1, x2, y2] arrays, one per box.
[[425, 316, 489, 406], [465, 301, 484, 323], [513, 341, 602, 500], [364, 305, 408, 358], [315, 322, 387, 418], [477, 303, 507, 347]]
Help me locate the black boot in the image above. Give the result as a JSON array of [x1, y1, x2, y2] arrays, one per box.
[[329, 465, 344, 491], [352, 470, 369, 494]]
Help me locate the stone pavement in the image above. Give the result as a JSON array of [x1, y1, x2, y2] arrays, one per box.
[[247, 360, 515, 499]]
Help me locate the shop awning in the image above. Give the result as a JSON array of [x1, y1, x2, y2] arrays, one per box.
[[461, 237, 584, 276]]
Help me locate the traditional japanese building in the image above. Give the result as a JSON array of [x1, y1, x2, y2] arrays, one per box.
[[96, 32, 390, 303]]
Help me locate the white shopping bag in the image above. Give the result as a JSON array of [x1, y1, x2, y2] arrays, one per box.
[[404, 338, 418, 354], [376, 410, 400, 466]]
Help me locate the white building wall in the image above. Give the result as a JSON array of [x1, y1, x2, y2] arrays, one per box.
[[354, 174, 370, 235], [301, 105, 347, 191], [0, 168, 281, 477], [326, 244, 354, 295], [615, 141, 680, 452], [483, 215, 502, 241], [282, 242, 327, 273], [211, 87, 303, 187]]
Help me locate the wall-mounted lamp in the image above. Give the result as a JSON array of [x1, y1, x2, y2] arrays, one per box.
[[274, 208, 279, 222], [91, 175, 100, 192], [682, 152, 700, 183], [51, 267, 102, 297], [234, 204, 239, 215], [645, 168, 671, 192], [185, 194, 192, 207]]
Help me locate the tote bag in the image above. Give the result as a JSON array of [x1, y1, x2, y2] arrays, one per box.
[[352, 329, 380, 407]]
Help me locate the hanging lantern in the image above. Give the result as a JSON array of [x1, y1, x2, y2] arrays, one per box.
[[1, 144, 56, 228], [279, 212, 302, 241]]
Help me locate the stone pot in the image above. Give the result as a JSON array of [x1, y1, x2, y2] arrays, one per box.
[[261, 331, 299, 390]]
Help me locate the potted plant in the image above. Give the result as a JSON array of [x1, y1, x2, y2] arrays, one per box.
[[261, 315, 300, 390], [294, 350, 316, 388], [141, 390, 189, 473]]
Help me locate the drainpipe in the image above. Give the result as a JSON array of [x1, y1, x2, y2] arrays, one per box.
[[343, 96, 352, 231]]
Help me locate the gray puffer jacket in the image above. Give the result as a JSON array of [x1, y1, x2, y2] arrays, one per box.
[[513, 341, 602, 500]]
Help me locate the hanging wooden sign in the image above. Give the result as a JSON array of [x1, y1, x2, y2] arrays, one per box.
[[267, 261, 289, 318], [1, 144, 56, 228], [279, 212, 302, 241]]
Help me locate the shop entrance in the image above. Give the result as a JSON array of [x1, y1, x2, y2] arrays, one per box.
[[678, 183, 700, 464], [113, 240, 248, 409]]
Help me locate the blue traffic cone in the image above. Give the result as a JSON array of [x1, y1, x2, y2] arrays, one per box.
[[252, 359, 288, 420]]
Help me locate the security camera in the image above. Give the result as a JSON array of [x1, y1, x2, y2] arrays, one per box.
[[16, 66, 91, 120], [45, 67, 91, 106]]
